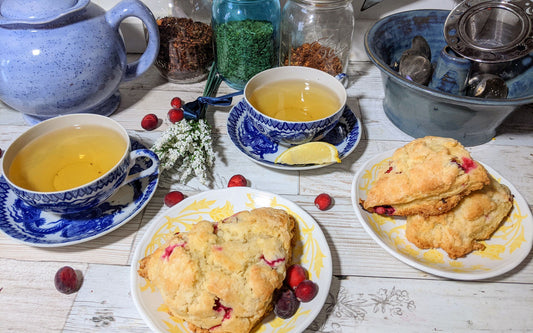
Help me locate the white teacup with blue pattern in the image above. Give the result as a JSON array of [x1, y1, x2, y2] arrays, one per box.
[[244, 66, 347, 146], [1, 114, 159, 214]]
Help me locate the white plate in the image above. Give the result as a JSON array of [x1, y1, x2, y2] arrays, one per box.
[[131, 187, 332, 332], [351, 150, 533, 280]]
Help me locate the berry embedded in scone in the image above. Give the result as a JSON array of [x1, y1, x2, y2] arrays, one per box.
[[361, 136, 490, 216], [138, 207, 296, 333]]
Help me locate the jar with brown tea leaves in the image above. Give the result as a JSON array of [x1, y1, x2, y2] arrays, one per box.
[[280, 0, 354, 77], [151, 0, 214, 83]]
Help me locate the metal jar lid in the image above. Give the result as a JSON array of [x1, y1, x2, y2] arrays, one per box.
[[444, 0, 533, 63]]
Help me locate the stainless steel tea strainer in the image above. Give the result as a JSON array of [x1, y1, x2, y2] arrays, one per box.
[[444, 0, 533, 63]]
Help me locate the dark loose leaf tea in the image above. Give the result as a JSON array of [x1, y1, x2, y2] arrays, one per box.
[[155, 17, 214, 83]]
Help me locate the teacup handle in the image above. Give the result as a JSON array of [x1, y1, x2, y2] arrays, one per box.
[[122, 149, 160, 185], [335, 73, 349, 88]]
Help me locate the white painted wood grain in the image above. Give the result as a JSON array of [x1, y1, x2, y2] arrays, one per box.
[[0, 259, 87, 332], [0, 55, 532, 333]]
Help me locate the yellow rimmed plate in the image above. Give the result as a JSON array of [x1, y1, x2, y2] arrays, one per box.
[[351, 150, 533, 280], [131, 187, 332, 332]]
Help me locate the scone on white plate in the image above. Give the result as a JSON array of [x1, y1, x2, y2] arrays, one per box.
[[138, 207, 296, 333]]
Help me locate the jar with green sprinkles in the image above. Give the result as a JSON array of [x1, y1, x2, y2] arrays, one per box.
[[212, 0, 280, 90]]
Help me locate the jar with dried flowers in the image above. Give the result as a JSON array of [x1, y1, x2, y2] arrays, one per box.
[[280, 0, 354, 77], [151, 0, 215, 83]]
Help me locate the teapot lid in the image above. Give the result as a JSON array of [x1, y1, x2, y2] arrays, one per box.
[[0, 0, 90, 25]]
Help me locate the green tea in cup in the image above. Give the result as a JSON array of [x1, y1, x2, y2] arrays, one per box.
[[8, 124, 127, 192]]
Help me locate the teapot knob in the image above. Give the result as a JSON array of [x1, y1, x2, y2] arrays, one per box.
[[0, 0, 89, 23]]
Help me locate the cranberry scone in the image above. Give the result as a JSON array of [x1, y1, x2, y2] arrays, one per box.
[[405, 175, 513, 259], [138, 207, 296, 333], [361, 136, 490, 216]]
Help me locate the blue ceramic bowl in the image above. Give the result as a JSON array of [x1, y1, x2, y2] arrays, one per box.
[[244, 66, 347, 146], [365, 9, 533, 146], [1, 114, 159, 214]]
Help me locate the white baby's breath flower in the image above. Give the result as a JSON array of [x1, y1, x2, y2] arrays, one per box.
[[151, 119, 215, 186]]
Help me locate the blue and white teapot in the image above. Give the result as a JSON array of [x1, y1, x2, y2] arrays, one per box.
[[0, 0, 159, 123]]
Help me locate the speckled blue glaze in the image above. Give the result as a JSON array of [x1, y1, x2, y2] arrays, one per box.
[[365, 9, 533, 146], [0, 0, 159, 123], [429, 46, 471, 95]]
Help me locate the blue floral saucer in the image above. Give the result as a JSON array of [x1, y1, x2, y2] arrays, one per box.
[[227, 98, 362, 170], [0, 139, 159, 247]]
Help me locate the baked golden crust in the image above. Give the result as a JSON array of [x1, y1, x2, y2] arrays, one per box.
[[405, 176, 513, 259], [361, 136, 490, 216], [138, 207, 295, 333]]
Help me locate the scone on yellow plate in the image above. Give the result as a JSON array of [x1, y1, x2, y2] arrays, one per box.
[[138, 207, 296, 333], [361, 136, 490, 216], [405, 176, 513, 259]]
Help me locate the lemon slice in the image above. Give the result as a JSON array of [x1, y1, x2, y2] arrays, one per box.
[[274, 142, 341, 165]]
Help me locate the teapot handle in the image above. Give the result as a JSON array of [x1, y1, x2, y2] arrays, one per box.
[[105, 0, 159, 82]]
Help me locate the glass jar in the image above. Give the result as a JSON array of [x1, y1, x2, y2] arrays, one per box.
[[281, 0, 354, 76], [212, 0, 280, 90], [150, 0, 214, 83]]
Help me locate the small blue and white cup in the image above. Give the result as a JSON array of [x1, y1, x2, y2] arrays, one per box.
[[244, 66, 347, 146], [1, 114, 159, 214]]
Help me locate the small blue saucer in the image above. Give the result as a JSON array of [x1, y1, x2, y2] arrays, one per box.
[[0, 139, 159, 247], [227, 98, 362, 170]]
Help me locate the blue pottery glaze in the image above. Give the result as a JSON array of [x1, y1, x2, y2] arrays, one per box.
[[0, 0, 159, 124], [429, 46, 471, 95], [365, 9, 533, 146]]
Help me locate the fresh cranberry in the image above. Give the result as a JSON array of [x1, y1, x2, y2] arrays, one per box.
[[385, 166, 393, 173], [227, 174, 247, 187], [167, 108, 184, 124], [285, 264, 307, 290], [314, 193, 332, 211], [141, 113, 159, 131], [170, 97, 182, 109], [294, 280, 318, 302], [164, 191, 185, 207], [274, 288, 300, 319], [54, 266, 81, 294]]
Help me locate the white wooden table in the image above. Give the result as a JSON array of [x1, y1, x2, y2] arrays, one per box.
[[1, 60, 532, 333]]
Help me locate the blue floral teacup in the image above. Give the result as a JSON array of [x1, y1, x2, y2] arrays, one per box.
[[1, 114, 159, 214], [244, 66, 347, 146]]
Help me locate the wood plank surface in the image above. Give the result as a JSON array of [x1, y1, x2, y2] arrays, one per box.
[[0, 57, 532, 332]]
